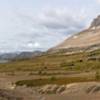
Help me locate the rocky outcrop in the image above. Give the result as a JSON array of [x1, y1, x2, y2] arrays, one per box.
[[0, 89, 23, 100], [90, 15, 100, 29], [38, 84, 66, 94], [38, 82, 100, 94]]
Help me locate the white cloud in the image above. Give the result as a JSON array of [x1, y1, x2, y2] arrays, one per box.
[[27, 42, 40, 48], [36, 9, 87, 30], [0, 8, 88, 52], [19, 9, 87, 51], [97, 0, 100, 3]]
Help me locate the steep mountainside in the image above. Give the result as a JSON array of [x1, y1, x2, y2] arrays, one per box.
[[50, 15, 100, 53]]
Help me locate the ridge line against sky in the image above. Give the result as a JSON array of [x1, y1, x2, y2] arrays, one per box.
[[0, 0, 100, 53]]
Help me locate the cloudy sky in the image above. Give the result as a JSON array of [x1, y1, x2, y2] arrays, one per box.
[[0, 0, 100, 52]]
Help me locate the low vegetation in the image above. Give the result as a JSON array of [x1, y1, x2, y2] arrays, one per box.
[[0, 49, 99, 72], [15, 76, 100, 87], [95, 71, 100, 81], [0, 49, 99, 87]]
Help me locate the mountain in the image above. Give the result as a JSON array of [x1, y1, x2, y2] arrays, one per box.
[[0, 53, 18, 60], [14, 51, 42, 59], [0, 51, 43, 63], [49, 15, 100, 53]]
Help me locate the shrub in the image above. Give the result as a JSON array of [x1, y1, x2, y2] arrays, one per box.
[[38, 70, 42, 75], [50, 76, 56, 81], [95, 71, 100, 81]]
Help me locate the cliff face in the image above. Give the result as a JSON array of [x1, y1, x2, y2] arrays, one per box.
[[90, 15, 100, 28], [50, 15, 100, 53]]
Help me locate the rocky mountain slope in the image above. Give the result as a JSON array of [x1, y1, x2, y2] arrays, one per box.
[[50, 15, 100, 53]]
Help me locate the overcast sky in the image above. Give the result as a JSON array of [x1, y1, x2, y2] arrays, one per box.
[[0, 0, 100, 52]]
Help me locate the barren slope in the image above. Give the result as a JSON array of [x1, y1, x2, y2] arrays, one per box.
[[50, 15, 100, 52]]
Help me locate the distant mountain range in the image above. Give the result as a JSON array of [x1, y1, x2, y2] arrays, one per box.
[[0, 51, 43, 63], [49, 15, 100, 53]]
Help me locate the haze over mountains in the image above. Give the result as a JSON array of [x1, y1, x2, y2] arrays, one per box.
[[50, 15, 100, 53], [0, 51, 42, 63]]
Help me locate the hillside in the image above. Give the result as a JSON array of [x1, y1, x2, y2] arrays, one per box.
[[0, 48, 99, 72], [50, 15, 100, 53]]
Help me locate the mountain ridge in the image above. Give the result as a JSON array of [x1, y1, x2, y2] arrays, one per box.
[[0, 51, 43, 63], [49, 15, 100, 53]]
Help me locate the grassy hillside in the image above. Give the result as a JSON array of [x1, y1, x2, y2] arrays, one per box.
[[0, 49, 100, 72]]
